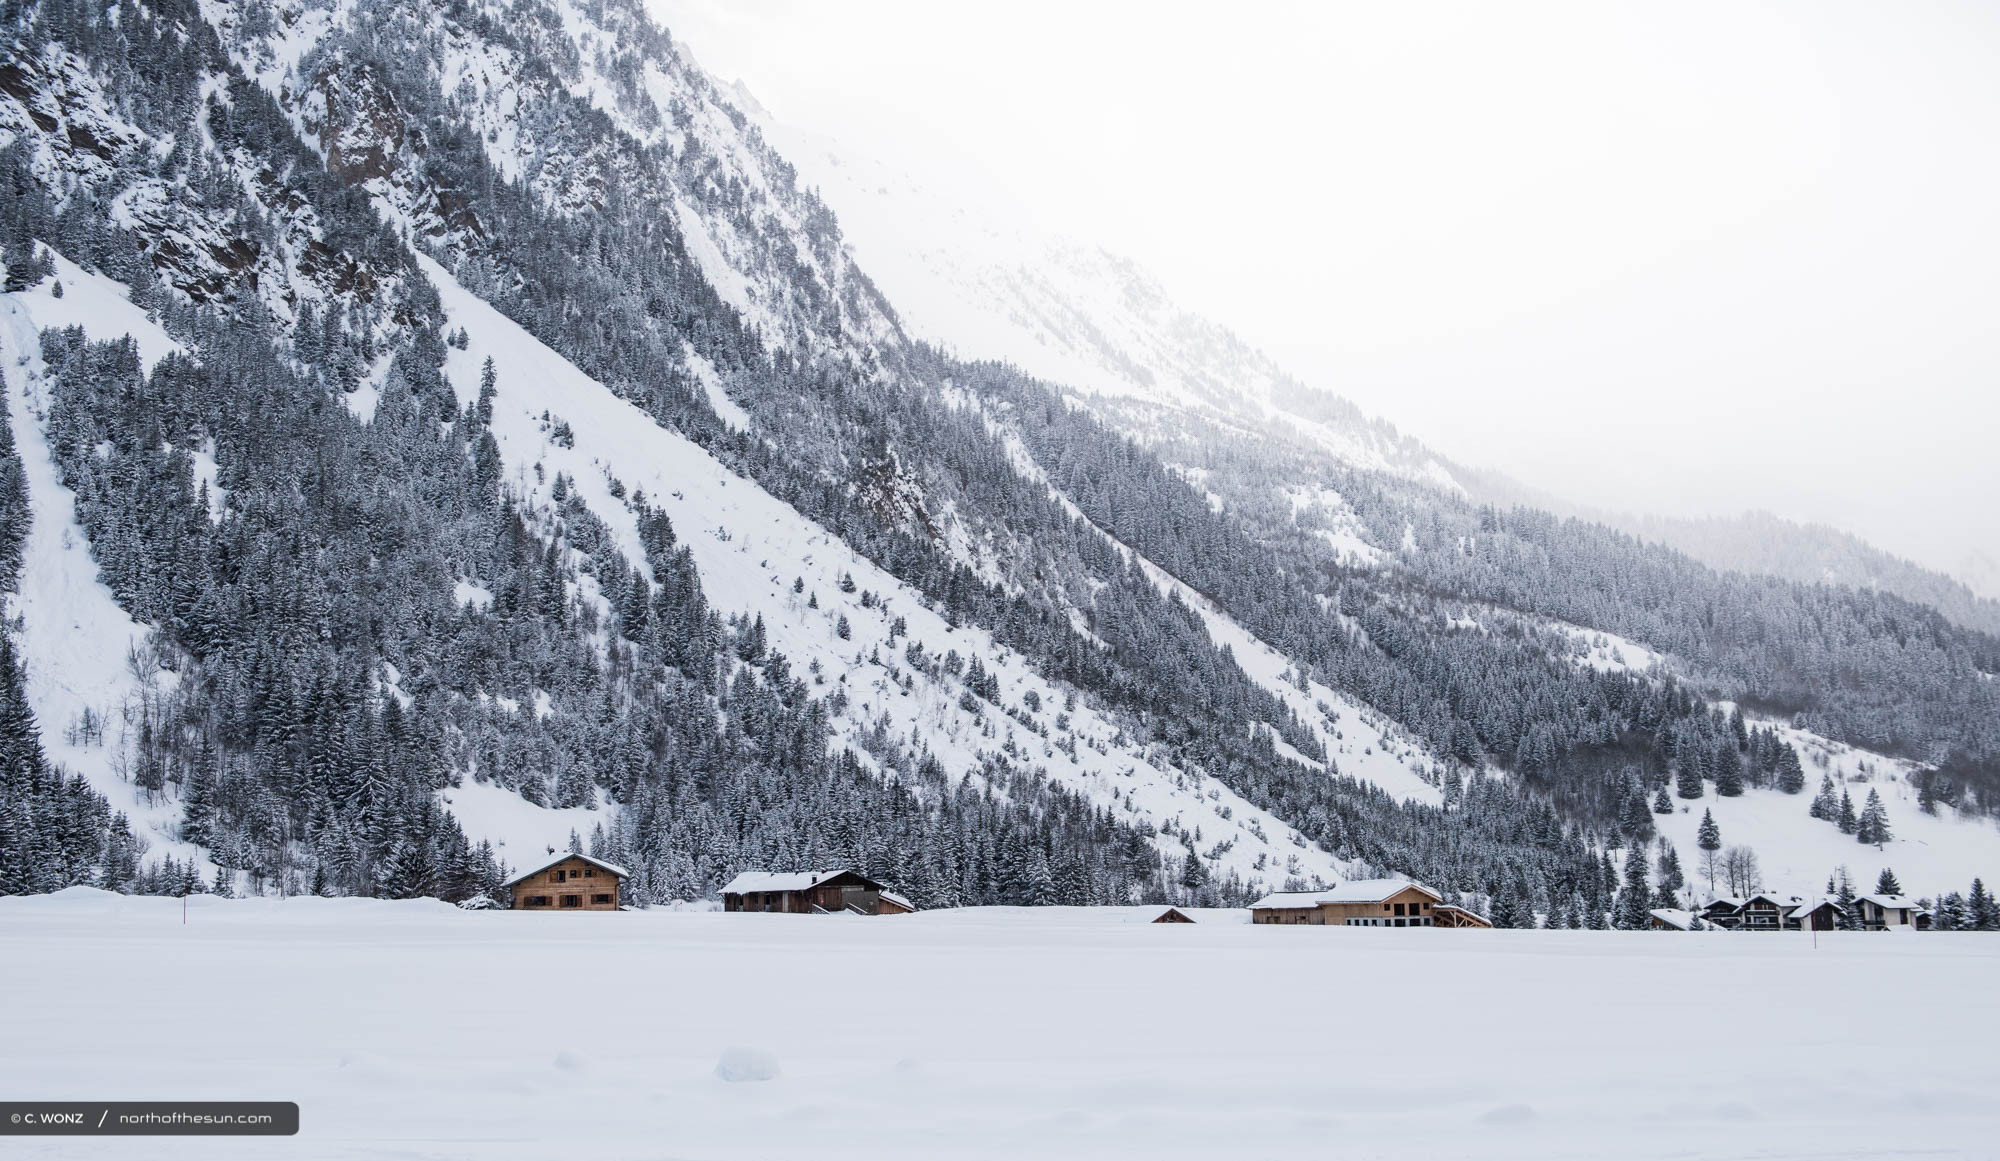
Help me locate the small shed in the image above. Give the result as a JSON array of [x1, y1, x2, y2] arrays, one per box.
[[1151, 906, 1196, 924], [1431, 903, 1493, 929], [504, 852, 627, 911], [721, 869, 910, 915], [1647, 907, 1697, 931]]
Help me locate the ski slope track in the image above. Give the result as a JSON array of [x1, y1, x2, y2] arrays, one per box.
[[0, 255, 210, 874], [417, 253, 1345, 888]]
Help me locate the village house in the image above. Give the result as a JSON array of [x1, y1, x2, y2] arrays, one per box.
[[1703, 893, 1806, 931], [720, 869, 914, 915], [1647, 908, 1698, 931], [504, 852, 627, 911], [1784, 898, 1842, 932], [1855, 894, 1919, 930], [1249, 879, 1448, 927], [1150, 907, 1196, 924], [1699, 897, 1744, 928]]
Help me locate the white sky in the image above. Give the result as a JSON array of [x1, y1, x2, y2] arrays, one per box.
[[654, 1, 2000, 585]]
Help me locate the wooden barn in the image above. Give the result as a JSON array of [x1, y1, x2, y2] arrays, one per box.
[[1150, 906, 1196, 924], [1250, 879, 1447, 927], [505, 853, 627, 911], [721, 869, 913, 916]]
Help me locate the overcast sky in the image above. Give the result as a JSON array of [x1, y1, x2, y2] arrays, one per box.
[[655, 1, 2000, 585]]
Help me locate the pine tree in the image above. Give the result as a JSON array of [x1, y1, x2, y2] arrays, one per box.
[[1856, 789, 1890, 848], [1652, 786, 1673, 815], [1656, 843, 1685, 899], [1874, 868, 1901, 896], [1616, 850, 1653, 929], [1809, 774, 1839, 820], [1714, 744, 1744, 797], [1774, 745, 1805, 794], [1836, 790, 1858, 835], [1835, 867, 1860, 930], [1697, 810, 1721, 854], [1675, 760, 1704, 800], [1969, 879, 1999, 931]]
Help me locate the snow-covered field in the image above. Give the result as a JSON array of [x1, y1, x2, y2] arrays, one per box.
[[6, 890, 1996, 1161]]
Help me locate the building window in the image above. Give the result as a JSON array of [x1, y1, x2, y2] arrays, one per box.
[[592, 893, 612, 905], [585, 868, 594, 877], [561, 894, 582, 908], [1394, 903, 1406, 917]]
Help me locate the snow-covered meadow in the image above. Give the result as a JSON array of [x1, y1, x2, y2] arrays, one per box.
[[5, 890, 1996, 1160]]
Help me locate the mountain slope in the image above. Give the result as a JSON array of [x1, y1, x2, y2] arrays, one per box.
[[0, 0, 1993, 920]]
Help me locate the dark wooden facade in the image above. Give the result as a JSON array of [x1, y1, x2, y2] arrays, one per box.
[[722, 869, 900, 915]]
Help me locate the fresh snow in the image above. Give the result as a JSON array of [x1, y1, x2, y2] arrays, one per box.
[[6, 890, 1999, 1160], [0, 255, 205, 872], [1652, 722, 2000, 907], [435, 779, 609, 875]]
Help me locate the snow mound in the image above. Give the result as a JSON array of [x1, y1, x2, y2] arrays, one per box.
[[715, 1046, 780, 1083]]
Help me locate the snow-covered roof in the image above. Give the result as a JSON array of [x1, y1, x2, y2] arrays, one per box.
[[720, 869, 880, 895], [1648, 908, 1696, 930], [1247, 890, 1330, 910], [879, 890, 915, 912], [1249, 879, 1440, 910], [1318, 878, 1441, 904], [1702, 897, 1745, 911], [1858, 894, 1913, 910], [501, 852, 629, 888], [1785, 897, 1838, 918]]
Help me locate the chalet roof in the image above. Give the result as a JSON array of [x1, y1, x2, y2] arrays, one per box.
[[1247, 890, 1328, 910], [502, 852, 629, 888], [1785, 897, 1839, 919], [1858, 894, 1914, 909], [1648, 908, 1696, 930], [1737, 893, 1792, 908], [1248, 879, 1441, 910], [719, 868, 883, 895], [1702, 897, 1745, 911], [879, 890, 915, 912]]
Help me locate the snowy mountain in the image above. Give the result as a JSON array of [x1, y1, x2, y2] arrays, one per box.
[[1, 0, 1997, 923], [747, 105, 1464, 497]]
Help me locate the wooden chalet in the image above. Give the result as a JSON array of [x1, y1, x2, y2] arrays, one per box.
[[1699, 897, 1744, 928], [504, 852, 627, 911], [720, 869, 912, 916], [1647, 908, 1697, 931], [1150, 906, 1196, 924], [1700, 894, 1792, 931], [1250, 879, 1448, 927]]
